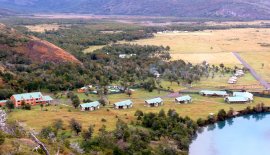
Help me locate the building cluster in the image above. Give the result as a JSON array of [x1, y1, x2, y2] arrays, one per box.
[[119, 54, 137, 59], [200, 90, 253, 103], [79, 95, 193, 112], [0, 92, 53, 107], [228, 69, 245, 84], [77, 85, 124, 94]]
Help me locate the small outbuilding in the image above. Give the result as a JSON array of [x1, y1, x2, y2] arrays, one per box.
[[225, 96, 251, 103], [233, 92, 253, 101], [199, 90, 228, 97], [80, 101, 100, 111], [145, 97, 163, 107], [114, 100, 133, 109], [175, 95, 192, 104]]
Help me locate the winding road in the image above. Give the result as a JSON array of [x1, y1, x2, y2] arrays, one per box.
[[233, 52, 270, 90]]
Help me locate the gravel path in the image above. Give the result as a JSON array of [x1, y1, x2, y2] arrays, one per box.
[[233, 52, 270, 90]]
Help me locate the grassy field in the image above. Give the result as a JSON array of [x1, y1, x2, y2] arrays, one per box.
[[8, 88, 270, 133], [239, 52, 270, 82], [124, 28, 270, 65], [83, 45, 104, 53], [25, 24, 61, 32]]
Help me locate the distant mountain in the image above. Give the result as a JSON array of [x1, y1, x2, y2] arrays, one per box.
[[0, 8, 16, 17], [0, 23, 81, 64], [1, 0, 270, 19]]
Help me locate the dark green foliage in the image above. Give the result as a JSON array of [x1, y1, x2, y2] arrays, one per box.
[[71, 95, 80, 109], [5, 100, 14, 111], [217, 109, 227, 121], [69, 118, 82, 135], [0, 89, 14, 100], [196, 118, 206, 127], [53, 119, 63, 131], [40, 126, 56, 139], [82, 125, 94, 141], [0, 131, 5, 145], [22, 103, 31, 110], [141, 110, 197, 151]]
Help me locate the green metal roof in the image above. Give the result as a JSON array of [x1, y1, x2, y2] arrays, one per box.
[[80, 101, 100, 108], [43, 96, 53, 101], [233, 92, 253, 100], [12, 92, 43, 100], [114, 100, 133, 107], [176, 95, 192, 101], [200, 90, 228, 96], [226, 96, 249, 102], [145, 97, 163, 104]]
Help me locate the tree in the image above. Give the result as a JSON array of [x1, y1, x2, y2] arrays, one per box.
[[5, 100, 14, 112], [134, 110, 144, 120], [197, 118, 206, 127], [53, 119, 63, 132], [70, 118, 82, 135], [217, 109, 227, 121], [158, 109, 166, 118], [227, 108, 234, 118], [71, 95, 80, 109], [82, 125, 94, 141]]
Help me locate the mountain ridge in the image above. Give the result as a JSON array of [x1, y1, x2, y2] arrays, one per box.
[[1, 0, 270, 19]]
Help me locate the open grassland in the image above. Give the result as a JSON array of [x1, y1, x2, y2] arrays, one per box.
[[239, 52, 270, 82], [125, 28, 270, 65], [83, 45, 105, 53], [25, 24, 61, 32], [191, 73, 260, 90], [8, 89, 270, 133]]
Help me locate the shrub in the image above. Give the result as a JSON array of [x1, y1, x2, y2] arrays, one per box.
[[0, 131, 5, 145], [101, 118, 107, 122], [69, 118, 82, 135]]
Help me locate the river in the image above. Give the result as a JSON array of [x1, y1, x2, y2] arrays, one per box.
[[189, 113, 270, 155]]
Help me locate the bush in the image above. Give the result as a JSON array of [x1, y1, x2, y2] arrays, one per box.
[[0, 131, 5, 145], [101, 118, 107, 122], [196, 118, 206, 127], [217, 109, 227, 121], [69, 118, 82, 135], [22, 104, 31, 110]]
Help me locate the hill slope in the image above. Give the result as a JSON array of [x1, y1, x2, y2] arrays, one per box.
[[0, 0, 270, 19], [0, 23, 81, 64]]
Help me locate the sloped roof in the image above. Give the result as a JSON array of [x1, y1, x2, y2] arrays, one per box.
[[233, 92, 253, 100], [0, 100, 7, 103], [200, 90, 228, 96], [80, 101, 100, 108], [12, 92, 43, 101], [43, 96, 53, 101], [176, 95, 192, 101], [226, 96, 249, 102], [114, 100, 133, 107], [145, 97, 163, 104]]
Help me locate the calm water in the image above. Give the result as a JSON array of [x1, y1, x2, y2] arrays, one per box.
[[189, 113, 270, 155]]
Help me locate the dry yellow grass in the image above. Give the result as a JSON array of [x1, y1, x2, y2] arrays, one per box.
[[8, 93, 270, 132], [239, 52, 270, 82], [125, 28, 270, 66], [83, 45, 104, 53], [171, 52, 240, 65], [25, 24, 61, 33]]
